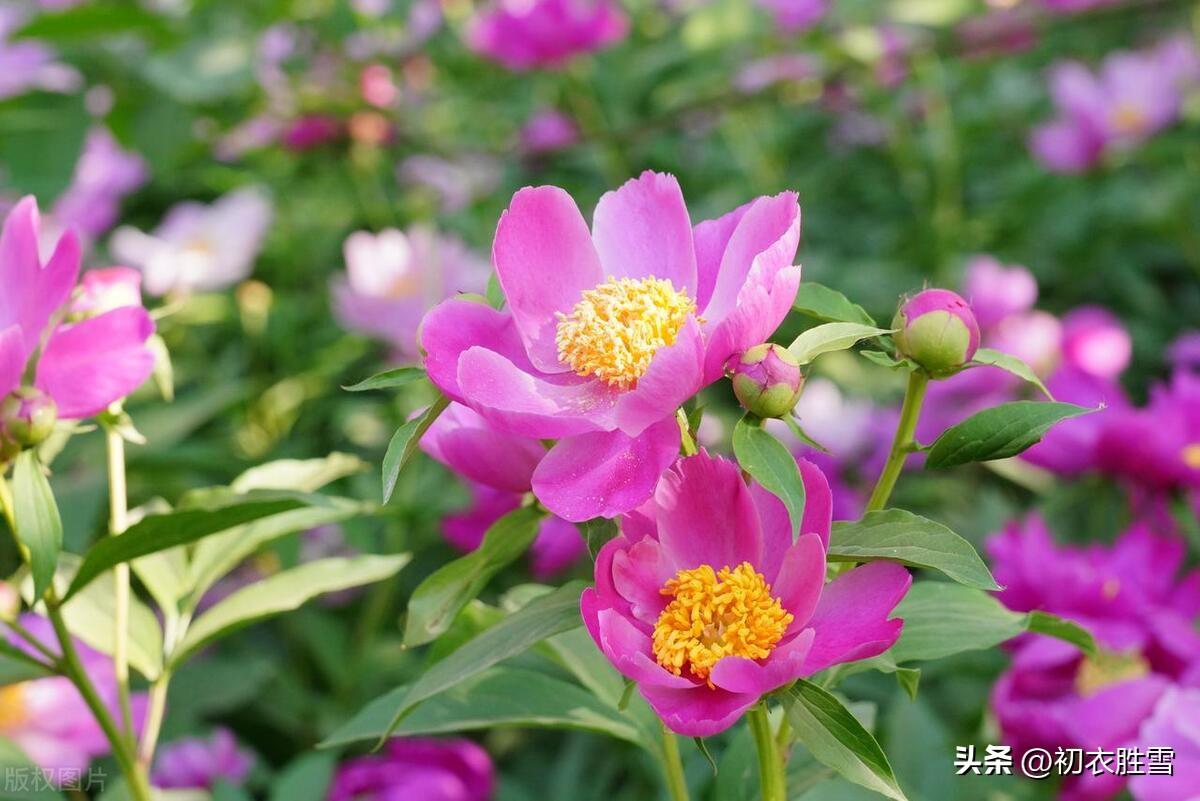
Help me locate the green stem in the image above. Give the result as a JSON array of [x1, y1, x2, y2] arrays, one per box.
[[748, 703, 786, 801], [105, 421, 135, 745], [137, 671, 170, 770], [2, 617, 59, 666], [866, 370, 929, 512], [45, 594, 152, 801], [659, 723, 690, 801], [676, 409, 698, 457]]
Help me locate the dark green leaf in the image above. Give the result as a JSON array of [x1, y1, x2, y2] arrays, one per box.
[[792, 284, 877, 326], [382, 395, 450, 503], [695, 738, 718, 776], [580, 518, 619, 560], [402, 506, 544, 647], [788, 323, 893, 365], [925, 402, 1094, 469], [732, 419, 805, 539], [12, 451, 62, 602], [382, 582, 585, 739], [783, 681, 908, 801], [828, 509, 999, 590], [0, 738, 67, 800], [970, 348, 1052, 400], [0, 640, 54, 685], [342, 367, 427, 392], [15, 4, 171, 42], [1024, 611, 1097, 657], [267, 752, 336, 801]]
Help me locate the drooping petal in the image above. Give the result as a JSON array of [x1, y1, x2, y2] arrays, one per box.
[[421, 403, 545, 493], [801, 561, 911, 675], [419, 299, 532, 404], [35, 307, 155, 419], [492, 186, 603, 373], [457, 346, 616, 438], [654, 450, 763, 571], [531, 417, 680, 521], [771, 533, 827, 631], [709, 628, 815, 695], [613, 317, 704, 437], [638, 682, 759, 737], [591, 171, 697, 294]]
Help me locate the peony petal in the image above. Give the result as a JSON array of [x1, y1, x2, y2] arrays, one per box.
[[0, 325, 23, 400], [457, 346, 615, 438], [709, 628, 815, 695], [591, 171, 697, 294], [797, 458, 832, 548], [639, 683, 759, 737], [772, 533, 827, 631], [532, 417, 680, 521], [654, 450, 763, 571], [693, 200, 752, 313], [492, 186, 603, 373], [596, 609, 695, 689], [613, 317, 704, 437], [421, 403, 545, 493], [0, 197, 80, 350], [419, 299, 532, 404], [702, 265, 802, 383], [529, 515, 586, 579], [35, 307, 155, 419], [802, 561, 911, 675], [611, 537, 675, 625]]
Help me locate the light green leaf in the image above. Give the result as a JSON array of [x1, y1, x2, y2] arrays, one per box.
[[792, 283, 877, 326], [1024, 611, 1097, 657], [231, 453, 365, 493], [342, 367, 427, 393], [828, 509, 999, 590], [887, 582, 1025, 663], [733, 418, 805, 539], [12, 451, 62, 602], [403, 506, 544, 647], [859, 350, 918, 371], [322, 668, 646, 749], [382, 395, 450, 503], [970, 348, 1052, 400], [173, 554, 409, 666], [925, 402, 1094, 469], [56, 564, 164, 680], [267, 752, 336, 801], [788, 323, 893, 366], [382, 582, 585, 739], [783, 681, 908, 801]]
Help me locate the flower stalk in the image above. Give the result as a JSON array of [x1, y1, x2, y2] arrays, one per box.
[[659, 723, 690, 801], [866, 370, 929, 512], [748, 703, 786, 801], [105, 415, 136, 747]]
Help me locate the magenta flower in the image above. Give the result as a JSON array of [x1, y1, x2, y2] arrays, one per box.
[[581, 451, 910, 736], [754, 0, 826, 33], [519, 109, 579, 155], [3, 615, 148, 776], [331, 227, 488, 360], [420, 171, 802, 521], [152, 729, 255, 791], [52, 127, 147, 243], [283, 115, 343, 151], [466, 0, 628, 71], [892, 288, 980, 376], [71, 267, 144, 317], [0, 6, 80, 100], [328, 737, 493, 801], [421, 403, 584, 578], [962, 255, 1037, 330], [0, 198, 155, 421], [1060, 306, 1132, 380], [1130, 688, 1200, 801]]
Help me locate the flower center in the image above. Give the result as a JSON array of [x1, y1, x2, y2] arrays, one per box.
[[652, 562, 793, 687], [1074, 649, 1150, 697], [555, 276, 696, 389], [1110, 103, 1147, 136], [1182, 443, 1200, 470], [0, 683, 28, 730]]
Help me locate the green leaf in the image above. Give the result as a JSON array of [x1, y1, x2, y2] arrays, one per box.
[[382, 582, 585, 740], [172, 555, 409, 666], [55, 563, 164, 680], [267, 752, 336, 801], [0, 640, 54, 686], [887, 582, 1025, 663], [860, 350, 918, 371], [828, 509, 999, 590], [12, 451, 62, 602], [486, 272, 506, 309], [382, 395, 450, 503], [732, 419, 805, 539], [792, 284, 877, 326], [580, 518, 619, 560], [322, 668, 646, 749], [788, 323, 893, 366], [783, 681, 908, 801], [970, 348, 1052, 400], [64, 494, 326, 601], [342, 367, 427, 392], [783, 415, 829, 453], [695, 737, 719, 776], [14, 3, 171, 42], [230, 453, 365, 493], [402, 506, 544, 647], [924, 401, 1094, 469], [1024, 611, 1097, 657], [0, 738, 67, 800]]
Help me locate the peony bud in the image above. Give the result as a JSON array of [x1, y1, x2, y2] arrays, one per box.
[[0, 387, 58, 448], [730, 343, 804, 419], [892, 289, 980, 377]]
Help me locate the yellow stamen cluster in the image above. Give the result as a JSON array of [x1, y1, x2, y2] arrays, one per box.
[[652, 562, 793, 687], [555, 276, 696, 389], [0, 683, 28, 729], [1182, 443, 1200, 470], [1075, 649, 1150, 697]]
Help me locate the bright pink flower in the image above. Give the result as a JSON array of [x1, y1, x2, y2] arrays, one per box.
[[331, 227, 488, 360], [581, 451, 910, 736], [519, 109, 579, 155], [963, 255, 1037, 330], [420, 171, 802, 520], [1130, 687, 1200, 801], [1061, 306, 1132, 380], [466, 0, 628, 71], [0, 198, 155, 420], [71, 267, 144, 317], [421, 403, 585, 578], [328, 737, 493, 801], [152, 729, 255, 791], [755, 0, 826, 33]]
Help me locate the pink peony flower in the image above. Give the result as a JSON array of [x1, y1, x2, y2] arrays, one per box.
[[519, 109, 579, 155], [152, 729, 255, 791], [331, 227, 488, 360], [421, 403, 585, 578], [0, 198, 155, 420], [1129, 687, 1200, 801], [581, 451, 911, 736], [0, 5, 81, 100], [755, 0, 826, 33], [71, 267, 144, 317], [52, 127, 147, 243], [466, 0, 628, 71], [962, 255, 1037, 330], [328, 737, 493, 801], [419, 171, 802, 521]]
